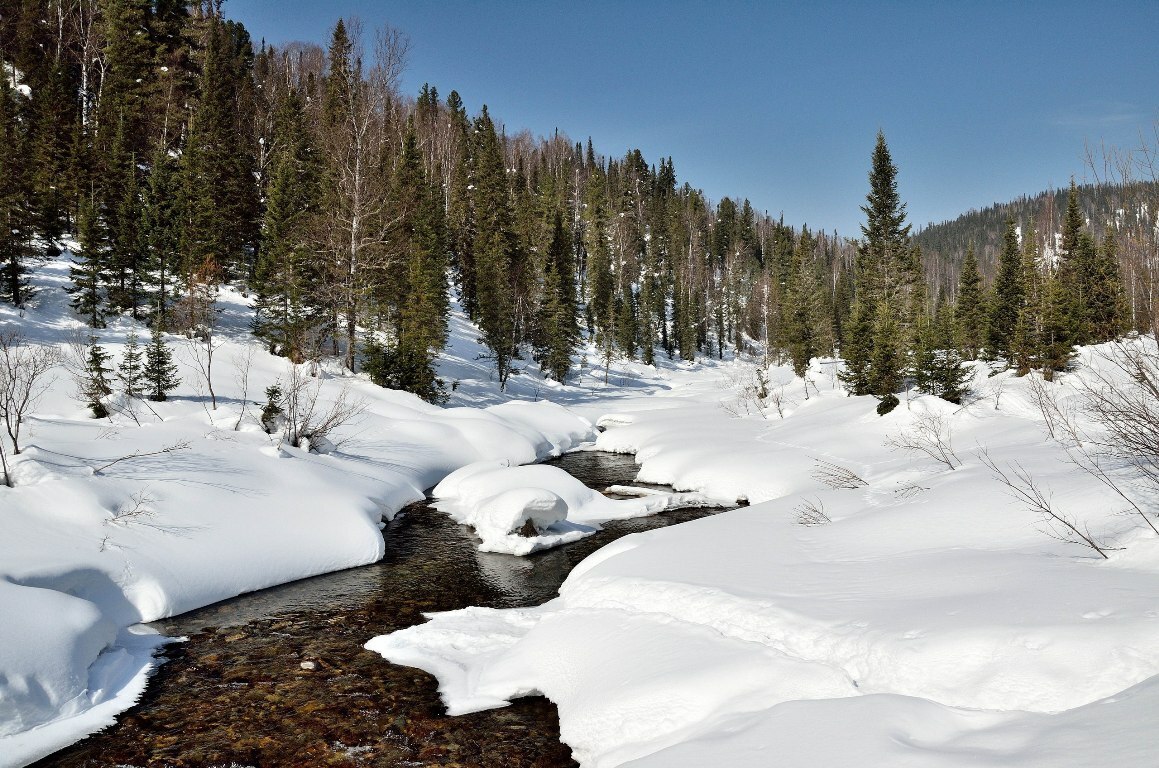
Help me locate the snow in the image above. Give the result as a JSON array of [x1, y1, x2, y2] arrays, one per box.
[[369, 347, 1159, 767], [0, 255, 592, 765], [431, 460, 723, 555], [7, 250, 1159, 767]]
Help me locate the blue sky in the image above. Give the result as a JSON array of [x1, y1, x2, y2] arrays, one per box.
[[228, 0, 1158, 235]]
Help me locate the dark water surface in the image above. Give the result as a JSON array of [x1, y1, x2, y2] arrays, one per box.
[[34, 451, 727, 768]]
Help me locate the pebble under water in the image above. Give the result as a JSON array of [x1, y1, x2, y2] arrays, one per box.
[[33, 451, 729, 768]]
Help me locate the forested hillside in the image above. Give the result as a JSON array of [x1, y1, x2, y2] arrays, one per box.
[[1, 1, 1154, 410]]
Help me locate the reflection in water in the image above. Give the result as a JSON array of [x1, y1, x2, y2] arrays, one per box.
[[38, 451, 730, 768]]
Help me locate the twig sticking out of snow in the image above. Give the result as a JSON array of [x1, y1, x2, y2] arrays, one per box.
[[794, 497, 831, 526], [92, 440, 192, 474], [978, 447, 1114, 559], [810, 459, 867, 489], [885, 411, 960, 470]]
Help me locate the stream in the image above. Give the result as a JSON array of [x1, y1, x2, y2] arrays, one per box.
[[33, 451, 730, 768]]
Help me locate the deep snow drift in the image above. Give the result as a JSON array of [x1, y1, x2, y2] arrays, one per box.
[[0, 257, 592, 766], [368, 345, 1159, 767]]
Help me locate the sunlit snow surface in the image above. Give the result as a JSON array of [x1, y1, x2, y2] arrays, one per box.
[[371, 341, 1159, 766], [0, 255, 591, 765], [5, 252, 1159, 767]]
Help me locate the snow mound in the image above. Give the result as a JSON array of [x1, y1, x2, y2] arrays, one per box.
[[432, 460, 726, 555]]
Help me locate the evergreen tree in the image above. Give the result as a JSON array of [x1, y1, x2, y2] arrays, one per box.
[[117, 330, 145, 398], [986, 218, 1023, 364], [80, 337, 114, 418], [1038, 270, 1074, 380], [471, 107, 517, 388], [915, 297, 970, 403], [540, 211, 579, 382], [1056, 180, 1092, 347], [70, 195, 109, 328], [253, 85, 320, 360], [143, 145, 181, 324], [837, 299, 874, 395], [955, 244, 985, 359], [143, 323, 181, 401], [1012, 222, 1042, 375], [0, 76, 33, 307], [1086, 233, 1128, 342], [848, 132, 915, 398]]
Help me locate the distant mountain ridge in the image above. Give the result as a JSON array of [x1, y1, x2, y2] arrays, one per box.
[[914, 180, 1159, 284]]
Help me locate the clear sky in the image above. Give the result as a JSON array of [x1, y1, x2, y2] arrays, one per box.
[[227, 0, 1158, 236]]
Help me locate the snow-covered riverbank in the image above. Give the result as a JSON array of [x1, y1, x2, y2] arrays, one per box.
[[370, 346, 1159, 767]]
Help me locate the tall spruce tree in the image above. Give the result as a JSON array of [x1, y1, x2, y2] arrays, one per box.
[[986, 218, 1023, 365], [845, 132, 914, 400], [471, 107, 517, 388], [540, 211, 579, 382], [0, 76, 33, 307], [253, 85, 320, 360], [955, 244, 985, 359]]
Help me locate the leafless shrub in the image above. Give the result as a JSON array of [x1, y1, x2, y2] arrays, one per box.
[[811, 459, 867, 489], [893, 481, 929, 499], [978, 448, 1115, 559], [885, 410, 960, 470], [0, 330, 62, 487], [1081, 339, 1159, 491], [100, 489, 191, 550], [794, 497, 831, 526], [282, 364, 367, 452], [720, 366, 782, 419], [1026, 372, 1078, 441], [232, 346, 258, 431]]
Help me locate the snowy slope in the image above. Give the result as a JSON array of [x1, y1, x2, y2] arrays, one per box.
[[0, 257, 592, 766], [368, 348, 1159, 767]]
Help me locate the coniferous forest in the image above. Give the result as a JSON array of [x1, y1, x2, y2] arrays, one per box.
[[1, 1, 1152, 407]]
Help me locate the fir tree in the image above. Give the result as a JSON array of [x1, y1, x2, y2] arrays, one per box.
[[1086, 233, 1128, 342], [986, 218, 1023, 364], [143, 323, 181, 401], [955, 244, 985, 359], [837, 299, 874, 395], [915, 298, 970, 403], [253, 85, 320, 360], [117, 330, 145, 398], [80, 337, 114, 418], [0, 76, 32, 307], [70, 195, 109, 328], [471, 107, 517, 388], [851, 132, 915, 398], [539, 211, 579, 382]]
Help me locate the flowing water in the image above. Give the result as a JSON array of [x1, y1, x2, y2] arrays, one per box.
[[34, 452, 730, 768]]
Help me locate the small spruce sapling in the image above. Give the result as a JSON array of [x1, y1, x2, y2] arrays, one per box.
[[261, 383, 284, 434], [117, 331, 145, 398], [143, 324, 180, 401], [81, 336, 113, 418]]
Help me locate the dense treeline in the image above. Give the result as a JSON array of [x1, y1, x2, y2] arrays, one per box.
[[0, 2, 1146, 409]]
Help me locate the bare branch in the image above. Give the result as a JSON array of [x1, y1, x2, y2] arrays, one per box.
[[885, 411, 960, 470], [978, 447, 1113, 558], [794, 497, 831, 526], [810, 459, 868, 489], [92, 440, 192, 474]]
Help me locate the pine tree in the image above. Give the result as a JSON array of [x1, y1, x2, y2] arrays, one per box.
[[80, 337, 114, 418], [837, 299, 874, 395], [0, 76, 33, 307], [955, 244, 985, 359], [253, 85, 320, 360], [143, 323, 181, 401], [117, 330, 145, 398], [1086, 233, 1128, 342], [70, 195, 109, 328], [1012, 222, 1042, 375], [986, 218, 1023, 364], [540, 211, 579, 382], [1056, 180, 1092, 347], [1038, 270, 1074, 380], [851, 132, 915, 398], [143, 146, 181, 324], [915, 297, 970, 403], [471, 107, 517, 388]]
